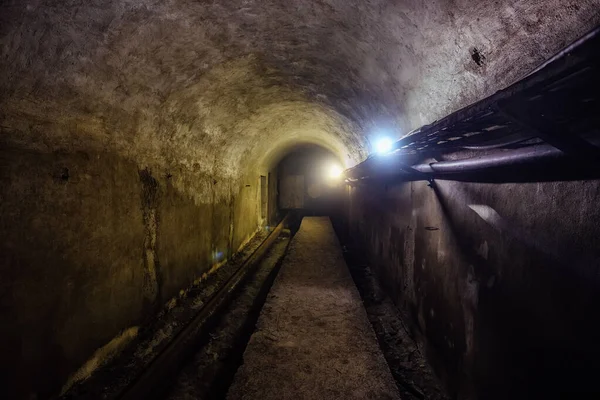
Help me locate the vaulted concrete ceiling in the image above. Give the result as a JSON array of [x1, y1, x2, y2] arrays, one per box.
[[1, 0, 599, 177]]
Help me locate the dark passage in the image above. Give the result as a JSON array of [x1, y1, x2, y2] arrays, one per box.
[[2, 1, 600, 400]]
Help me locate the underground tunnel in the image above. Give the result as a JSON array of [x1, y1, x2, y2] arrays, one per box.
[[1, 1, 600, 399]]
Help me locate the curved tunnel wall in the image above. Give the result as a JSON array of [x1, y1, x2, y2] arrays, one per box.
[[1, 0, 599, 398]]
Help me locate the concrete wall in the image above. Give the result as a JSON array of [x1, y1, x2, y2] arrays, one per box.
[[347, 178, 600, 399], [0, 145, 265, 399]]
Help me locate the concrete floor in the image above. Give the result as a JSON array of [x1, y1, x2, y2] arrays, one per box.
[[227, 217, 400, 400]]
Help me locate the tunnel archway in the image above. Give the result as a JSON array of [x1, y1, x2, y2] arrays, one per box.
[[268, 143, 345, 217]]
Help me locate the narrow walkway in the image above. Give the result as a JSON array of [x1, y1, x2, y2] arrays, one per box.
[[227, 217, 401, 400]]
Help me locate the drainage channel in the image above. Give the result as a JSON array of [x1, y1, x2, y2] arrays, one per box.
[[331, 217, 450, 400], [118, 219, 295, 400], [119, 219, 292, 400], [60, 215, 296, 400], [164, 232, 291, 400]]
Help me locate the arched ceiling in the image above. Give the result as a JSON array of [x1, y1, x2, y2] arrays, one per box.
[[1, 0, 599, 179]]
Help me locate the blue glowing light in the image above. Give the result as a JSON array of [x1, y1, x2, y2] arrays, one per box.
[[374, 137, 394, 154]]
